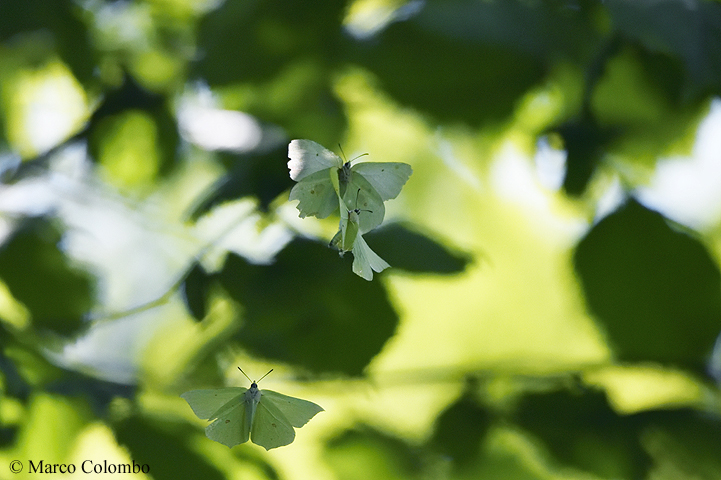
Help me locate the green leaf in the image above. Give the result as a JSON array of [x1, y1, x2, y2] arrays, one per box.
[[429, 387, 492, 471], [364, 223, 472, 274], [515, 387, 649, 479], [0, 0, 95, 85], [114, 415, 228, 480], [194, 0, 347, 85], [325, 427, 424, 480], [45, 372, 135, 417], [182, 262, 214, 321], [588, 45, 701, 164], [19, 393, 93, 463], [0, 331, 32, 401], [574, 200, 721, 371], [346, 0, 602, 126], [641, 409, 721, 479], [606, 0, 721, 99], [193, 1, 348, 143], [87, 76, 179, 181], [190, 145, 291, 219], [218, 240, 398, 375], [555, 117, 618, 196], [0, 220, 94, 335]]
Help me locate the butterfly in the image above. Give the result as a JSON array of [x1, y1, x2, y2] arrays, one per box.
[[288, 139, 412, 234], [329, 189, 390, 281], [181, 368, 323, 450]]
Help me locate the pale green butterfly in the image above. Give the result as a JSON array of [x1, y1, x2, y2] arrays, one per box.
[[329, 188, 390, 281], [288, 139, 412, 233], [181, 368, 323, 450]]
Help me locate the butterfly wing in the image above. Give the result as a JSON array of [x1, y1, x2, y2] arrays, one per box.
[[351, 162, 412, 201], [251, 393, 296, 450], [351, 233, 390, 281], [181, 387, 247, 419], [329, 204, 353, 254], [288, 139, 342, 181], [205, 400, 252, 448], [181, 387, 251, 448], [328, 227, 344, 254], [288, 168, 339, 219], [261, 389, 324, 427], [343, 172, 385, 233]]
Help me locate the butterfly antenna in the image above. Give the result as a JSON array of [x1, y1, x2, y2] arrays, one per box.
[[338, 143, 347, 163], [350, 152, 369, 163], [238, 367, 252, 383], [338, 143, 368, 164], [257, 369, 274, 383], [354, 188, 372, 213]]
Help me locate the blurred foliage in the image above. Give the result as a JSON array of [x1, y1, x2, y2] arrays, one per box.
[[113, 415, 227, 480], [218, 243, 398, 375], [1, 0, 721, 480], [0, 219, 93, 335], [575, 200, 721, 372]]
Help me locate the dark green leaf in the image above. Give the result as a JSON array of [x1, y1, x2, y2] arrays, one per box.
[[195, 0, 349, 144], [0, 425, 16, 447], [87, 76, 179, 178], [0, 336, 32, 401], [45, 373, 135, 418], [606, 0, 721, 99], [556, 117, 617, 196], [365, 223, 471, 274], [0, 219, 94, 335], [640, 409, 721, 478], [114, 416, 228, 480], [515, 387, 650, 479], [574, 200, 721, 371], [429, 385, 492, 470], [0, 0, 95, 84], [218, 240, 398, 375], [194, 0, 347, 85], [325, 426, 424, 480], [189, 145, 291, 219], [346, 0, 603, 126], [182, 262, 214, 321]]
